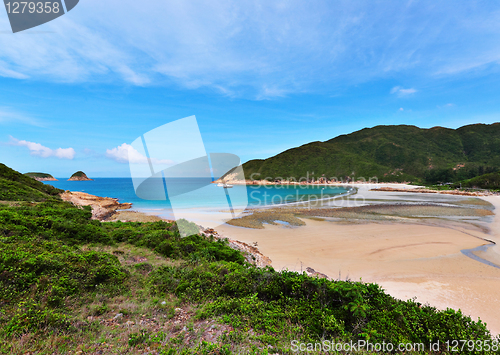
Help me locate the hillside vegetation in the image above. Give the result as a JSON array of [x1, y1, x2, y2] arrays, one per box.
[[70, 171, 87, 178], [0, 163, 62, 202], [68, 171, 92, 181], [0, 163, 499, 354], [241, 123, 500, 183], [456, 172, 500, 190]]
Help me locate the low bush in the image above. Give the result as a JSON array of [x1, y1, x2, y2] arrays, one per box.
[[150, 261, 494, 352]]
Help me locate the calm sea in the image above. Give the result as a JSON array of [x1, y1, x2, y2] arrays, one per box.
[[44, 178, 349, 218]]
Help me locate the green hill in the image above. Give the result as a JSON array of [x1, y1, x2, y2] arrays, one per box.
[[0, 163, 62, 201], [68, 170, 92, 181], [70, 171, 86, 178], [240, 123, 500, 183], [458, 172, 500, 190]]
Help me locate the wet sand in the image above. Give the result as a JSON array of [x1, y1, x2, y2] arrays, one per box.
[[216, 184, 500, 335]]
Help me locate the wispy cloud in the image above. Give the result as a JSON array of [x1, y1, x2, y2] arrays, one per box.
[[0, 107, 42, 126], [0, 16, 148, 85], [9, 136, 75, 159], [391, 86, 417, 96], [106, 143, 174, 165], [0, 1, 499, 97], [437, 103, 455, 108], [256, 85, 289, 100], [0, 60, 29, 79]]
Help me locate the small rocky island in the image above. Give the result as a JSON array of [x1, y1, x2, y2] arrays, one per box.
[[24, 172, 58, 181], [68, 171, 93, 181]]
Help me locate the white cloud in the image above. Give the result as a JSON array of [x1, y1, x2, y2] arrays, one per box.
[[53, 148, 76, 159], [106, 143, 174, 165], [399, 107, 404, 111], [10, 136, 75, 159], [391, 86, 417, 96]]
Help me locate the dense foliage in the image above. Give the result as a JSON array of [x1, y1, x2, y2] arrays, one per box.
[[455, 172, 500, 190], [0, 201, 243, 339], [150, 262, 492, 348], [0, 163, 62, 201], [239, 123, 500, 184], [0, 238, 127, 335]]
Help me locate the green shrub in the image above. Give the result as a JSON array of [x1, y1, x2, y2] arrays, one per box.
[[0, 163, 62, 201], [150, 261, 494, 352], [128, 330, 150, 347]]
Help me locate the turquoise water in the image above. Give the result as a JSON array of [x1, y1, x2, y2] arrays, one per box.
[[44, 178, 349, 216]]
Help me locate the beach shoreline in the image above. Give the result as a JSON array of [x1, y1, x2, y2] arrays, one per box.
[[215, 183, 500, 335], [64, 183, 500, 335]]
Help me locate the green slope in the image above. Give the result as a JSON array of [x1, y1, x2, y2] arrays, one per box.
[[0, 163, 62, 201], [241, 123, 500, 183]]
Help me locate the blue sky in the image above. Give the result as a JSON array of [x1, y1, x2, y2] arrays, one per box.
[[1, 0, 500, 177]]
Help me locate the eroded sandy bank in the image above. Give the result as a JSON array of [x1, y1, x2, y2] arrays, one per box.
[[61, 191, 132, 220]]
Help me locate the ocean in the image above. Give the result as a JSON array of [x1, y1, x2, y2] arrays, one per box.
[[43, 178, 350, 219]]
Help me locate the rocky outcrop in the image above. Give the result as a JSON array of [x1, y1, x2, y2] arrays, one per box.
[[202, 228, 272, 268], [60, 191, 132, 220], [34, 177, 58, 181], [68, 171, 93, 181], [213, 172, 248, 185], [305, 267, 330, 279]]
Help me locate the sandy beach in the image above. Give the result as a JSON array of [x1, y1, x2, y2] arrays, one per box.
[[215, 183, 500, 335]]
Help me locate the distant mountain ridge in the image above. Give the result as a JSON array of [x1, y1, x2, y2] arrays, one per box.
[[240, 123, 500, 183]]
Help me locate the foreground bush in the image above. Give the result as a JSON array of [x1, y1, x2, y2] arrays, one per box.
[[149, 261, 493, 352]]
